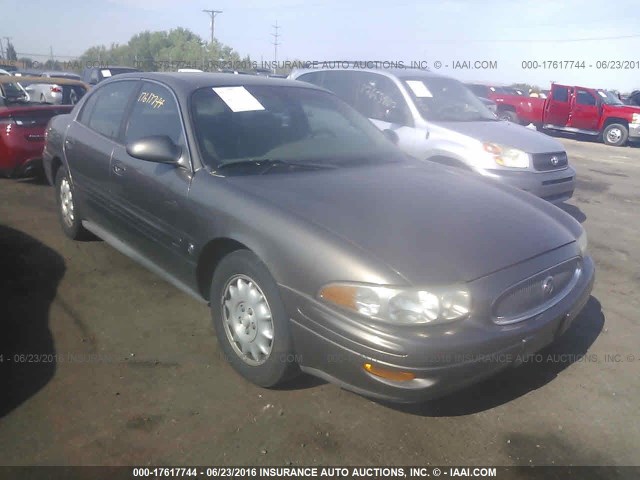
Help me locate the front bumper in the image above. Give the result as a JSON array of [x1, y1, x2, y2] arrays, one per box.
[[483, 166, 575, 204], [628, 123, 640, 140], [282, 251, 594, 404], [0, 144, 45, 178]]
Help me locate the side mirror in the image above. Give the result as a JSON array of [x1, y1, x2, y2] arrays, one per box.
[[126, 135, 182, 164], [382, 129, 399, 145]]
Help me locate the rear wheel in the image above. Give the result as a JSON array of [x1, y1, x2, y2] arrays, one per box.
[[498, 110, 519, 123], [210, 250, 299, 387], [55, 168, 90, 240], [602, 123, 628, 146]]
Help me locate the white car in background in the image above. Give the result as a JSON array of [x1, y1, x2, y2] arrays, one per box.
[[22, 71, 82, 104]]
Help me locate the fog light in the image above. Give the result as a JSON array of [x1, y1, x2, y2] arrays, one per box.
[[363, 363, 416, 382]]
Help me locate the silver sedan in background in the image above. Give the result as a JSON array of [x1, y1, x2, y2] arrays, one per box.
[[23, 72, 83, 104]]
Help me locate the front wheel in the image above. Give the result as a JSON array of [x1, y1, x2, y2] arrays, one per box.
[[210, 250, 299, 387], [602, 123, 628, 146], [55, 168, 90, 240], [498, 110, 519, 123]]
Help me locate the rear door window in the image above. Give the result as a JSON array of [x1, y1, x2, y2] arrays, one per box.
[[352, 72, 411, 125], [320, 71, 359, 105], [296, 72, 324, 87], [82, 81, 137, 140], [552, 86, 570, 102]]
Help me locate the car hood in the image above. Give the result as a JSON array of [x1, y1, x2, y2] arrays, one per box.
[[603, 103, 640, 114], [435, 120, 565, 154], [226, 162, 577, 285]]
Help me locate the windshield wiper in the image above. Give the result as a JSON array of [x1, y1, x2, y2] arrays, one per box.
[[215, 158, 337, 175]]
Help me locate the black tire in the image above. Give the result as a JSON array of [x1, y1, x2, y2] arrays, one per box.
[[602, 123, 628, 146], [498, 110, 519, 123], [210, 250, 299, 387], [55, 167, 90, 240]]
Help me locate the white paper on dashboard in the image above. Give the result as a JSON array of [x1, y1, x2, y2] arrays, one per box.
[[101, 69, 112, 77], [212, 86, 265, 112], [406, 80, 433, 97]]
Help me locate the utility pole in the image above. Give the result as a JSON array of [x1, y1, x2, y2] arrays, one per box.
[[0, 38, 4, 59], [271, 21, 281, 69], [202, 9, 223, 45]]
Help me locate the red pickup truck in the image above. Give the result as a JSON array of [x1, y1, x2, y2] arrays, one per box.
[[467, 83, 640, 146]]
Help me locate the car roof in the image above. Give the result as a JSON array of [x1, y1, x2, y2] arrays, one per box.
[[42, 71, 81, 76], [291, 66, 450, 81], [0, 75, 89, 87], [82, 66, 140, 72], [103, 72, 322, 94]]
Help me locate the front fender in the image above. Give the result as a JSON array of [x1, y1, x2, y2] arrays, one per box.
[[187, 173, 409, 297]]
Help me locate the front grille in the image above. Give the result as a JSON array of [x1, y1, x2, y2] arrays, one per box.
[[532, 151, 568, 171], [493, 257, 582, 324]]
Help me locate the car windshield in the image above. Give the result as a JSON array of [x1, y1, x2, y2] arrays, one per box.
[[191, 85, 403, 171], [402, 77, 497, 122], [598, 90, 624, 105]]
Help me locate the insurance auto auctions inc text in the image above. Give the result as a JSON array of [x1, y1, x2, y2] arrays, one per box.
[[253, 466, 497, 477]]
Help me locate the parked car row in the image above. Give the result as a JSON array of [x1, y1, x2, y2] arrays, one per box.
[[32, 71, 594, 403]]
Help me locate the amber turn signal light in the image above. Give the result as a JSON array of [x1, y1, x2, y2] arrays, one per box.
[[363, 363, 416, 382]]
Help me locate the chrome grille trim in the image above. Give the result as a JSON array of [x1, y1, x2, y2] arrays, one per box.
[[492, 257, 582, 325], [532, 151, 569, 172]]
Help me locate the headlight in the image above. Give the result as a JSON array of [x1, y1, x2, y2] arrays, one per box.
[[632, 113, 640, 124], [483, 142, 530, 168], [577, 230, 588, 256], [318, 283, 471, 325]]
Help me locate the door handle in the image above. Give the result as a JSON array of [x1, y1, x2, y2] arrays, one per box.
[[112, 162, 126, 175]]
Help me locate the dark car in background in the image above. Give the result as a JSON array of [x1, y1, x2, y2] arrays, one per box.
[[42, 73, 594, 403], [81, 66, 141, 85]]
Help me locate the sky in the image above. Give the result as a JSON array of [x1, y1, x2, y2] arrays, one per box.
[[3, 0, 640, 91]]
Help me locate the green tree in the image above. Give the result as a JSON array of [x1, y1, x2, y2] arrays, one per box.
[[6, 41, 17, 61], [18, 57, 34, 68], [79, 28, 249, 72]]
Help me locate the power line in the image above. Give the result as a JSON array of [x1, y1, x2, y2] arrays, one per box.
[[421, 33, 640, 44]]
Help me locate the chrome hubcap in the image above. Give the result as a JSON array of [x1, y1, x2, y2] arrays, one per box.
[[607, 128, 622, 143], [59, 177, 75, 227], [222, 275, 274, 366]]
